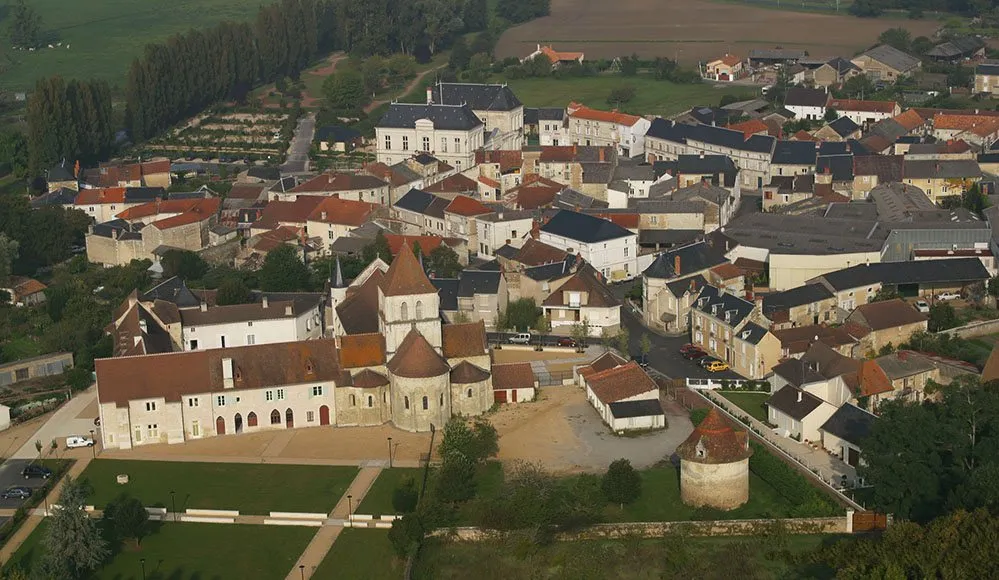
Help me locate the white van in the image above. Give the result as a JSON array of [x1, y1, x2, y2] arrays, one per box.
[[508, 333, 532, 344], [66, 436, 95, 449]]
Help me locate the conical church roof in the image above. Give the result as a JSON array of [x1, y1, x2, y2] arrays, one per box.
[[381, 242, 436, 297], [387, 329, 449, 378]]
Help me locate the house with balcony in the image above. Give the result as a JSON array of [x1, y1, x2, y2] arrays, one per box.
[[689, 285, 779, 380], [541, 264, 621, 336]]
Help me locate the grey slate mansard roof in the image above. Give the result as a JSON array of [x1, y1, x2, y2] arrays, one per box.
[[771, 140, 818, 166], [645, 119, 776, 155], [540, 210, 632, 243], [431, 83, 522, 111], [762, 283, 834, 315], [693, 284, 754, 327], [377, 102, 483, 131], [394, 188, 437, 214]]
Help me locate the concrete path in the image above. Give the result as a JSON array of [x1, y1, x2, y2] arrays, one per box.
[[99, 451, 420, 469], [286, 466, 383, 580], [11, 388, 97, 459], [0, 456, 91, 565]]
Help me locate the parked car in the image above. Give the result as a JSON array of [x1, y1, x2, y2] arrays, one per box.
[[631, 355, 649, 369], [682, 348, 708, 360], [0, 487, 32, 500], [704, 360, 730, 373], [914, 300, 930, 313], [508, 333, 532, 344], [66, 435, 94, 449], [936, 292, 961, 301], [679, 343, 701, 354], [556, 337, 577, 347], [21, 464, 52, 480]]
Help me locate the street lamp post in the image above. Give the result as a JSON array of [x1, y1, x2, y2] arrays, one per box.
[[170, 490, 177, 522], [299, 564, 305, 580], [347, 494, 352, 526], [140, 558, 146, 580], [387, 437, 393, 469], [89, 430, 96, 459]]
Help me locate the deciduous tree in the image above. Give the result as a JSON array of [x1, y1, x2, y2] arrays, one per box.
[[9, 0, 41, 49], [215, 277, 253, 305], [322, 70, 368, 111], [103, 493, 149, 547], [602, 458, 642, 508], [259, 245, 311, 291]]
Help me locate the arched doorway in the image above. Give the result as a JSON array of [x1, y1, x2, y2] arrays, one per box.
[[234, 413, 243, 434], [285, 408, 294, 429], [319, 405, 330, 426], [270, 409, 281, 425], [216, 416, 226, 435], [247, 412, 258, 427]]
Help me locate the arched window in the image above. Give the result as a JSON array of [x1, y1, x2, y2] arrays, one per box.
[[270, 409, 281, 424], [350, 394, 356, 406], [367, 395, 373, 408], [404, 396, 410, 410], [247, 412, 258, 427], [439, 393, 444, 407], [467, 388, 472, 398], [401, 302, 409, 320], [415, 300, 423, 319], [422, 396, 429, 410]]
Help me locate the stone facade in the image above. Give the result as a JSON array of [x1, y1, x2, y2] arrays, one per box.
[[680, 459, 751, 510]]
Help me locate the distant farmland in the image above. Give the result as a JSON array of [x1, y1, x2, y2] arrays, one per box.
[[0, 0, 263, 91], [495, 0, 940, 64]]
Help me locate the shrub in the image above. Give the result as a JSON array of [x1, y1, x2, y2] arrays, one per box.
[[748, 443, 838, 517]]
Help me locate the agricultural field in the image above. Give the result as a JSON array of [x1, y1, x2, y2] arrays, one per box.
[[140, 109, 292, 162], [0, 0, 265, 92], [495, 0, 940, 64]]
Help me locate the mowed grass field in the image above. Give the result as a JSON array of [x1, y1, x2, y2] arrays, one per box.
[[499, 75, 752, 117], [495, 0, 940, 64], [0, 0, 264, 91]]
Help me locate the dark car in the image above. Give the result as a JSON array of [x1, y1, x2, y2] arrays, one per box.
[[1, 486, 32, 500], [21, 464, 52, 480], [631, 355, 650, 369], [556, 337, 577, 347], [679, 343, 701, 354], [682, 348, 708, 360]]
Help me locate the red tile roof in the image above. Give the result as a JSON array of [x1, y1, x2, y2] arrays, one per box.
[[828, 99, 898, 114], [445, 195, 492, 217], [858, 359, 894, 397], [307, 197, 375, 226], [791, 130, 817, 142], [932, 113, 999, 137], [290, 172, 387, 194], [475, 150, 524, 173], [491, 362, 536, 390], [425, 173, 478, 194], [387, 329, 449, 378], [381, 241, 436, 297], [711, 54, 742, 67], [75, 187, 126, 205], [585, 361, 657, 404], [892, 110, 927, 131], [589, 212, 639, 229], [676, 408, 753, 464], [442, 320, 488, 359], [727, 119, 769, 138], [538, 45, 584, 64], [450, 361, 491, 384], [478, 175, 500, 188], [567, 103, 643, 127], [384, 234, 461, 257], [339, 333, 387, 368], [147, 198, 221, 230], [253, 196, 325, 229]]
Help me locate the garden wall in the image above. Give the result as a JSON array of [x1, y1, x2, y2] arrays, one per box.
[[939, 318, 999, 340]]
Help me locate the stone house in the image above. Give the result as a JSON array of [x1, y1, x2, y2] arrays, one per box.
[[644, 119, 775, 189], [474, 210, 534, 257], [689, 285, 779, 379], [827, 99, 900, 127], [83, 158, 172, 189], [430, 82, 524, 150], [277, 172, 389, 205], [0, 277, 47, 307], [539, 210, 639, 281], [0, 352, 73, 387], [974, 62, 999, 96], [305, 197, 376, 256], [844, 299, 929, 354], [491, 362, 538, 403], [375, 102, 484, 170], [432, 269, 508, 329], [761, 283, 837, 329], [641, 241, 728, 334], [541, 264, 621, 336], [704, 54, 744, 82], [851, 45, 921, 82], [872, 350, 940, 406], [567, 103, 651, 158]]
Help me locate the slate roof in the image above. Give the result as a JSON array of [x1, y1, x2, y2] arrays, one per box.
[[771, 140, 819, 166], [542, 265, 619, 308], [693, 285, 755, 327], [857, 45, 921, 73], [676, 408, 752, 464], [767, 386, 824, 421], [141, 277, 201, 309], [643, 241, 728, 279], [762, 283, 833, 317], [818, 258, 990, 291], [512, 239, 568, 266], [854, 155, 903, 183], [394, 189, 438, 214], [431, 279, 460, 310], [458, 270, 502, 296], [377, 103, 483, 131], [976, 62, 999, 76], [431, 83, 522, 111], [819, 404, 876, 447], [31, 187, 79, 208], [336, 270, 385, 334], [817, 155, 854, 181], [609, 399, 664, 419], [849, 299, 927, 331], [903, 159, 982, 180], [315, 125, 361, 143], [645, 119, 776, 155], [737, 321, 770, 345], [523, 258, 575, 281], [785, 87, 830, 108], [540, 210, 633, 243], [828, 116, 861, 138], [665, 274, 708, 298]]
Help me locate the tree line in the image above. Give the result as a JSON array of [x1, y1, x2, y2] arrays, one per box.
[[850, 0, 987, 17], [26, 0, 551, 174]]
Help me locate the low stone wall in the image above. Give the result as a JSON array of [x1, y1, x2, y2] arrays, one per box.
[[939, 318, 999, 340], [431, 516, 849, 542]]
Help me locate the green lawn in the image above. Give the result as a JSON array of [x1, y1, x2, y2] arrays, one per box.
[[312, 529, 405, 580], [78, 459, 357, 515], [0, 0, 268, 91], [5, 520, 315, 579], [718, 391, 771, 423], [357, 468, 422, 517], [494, 75, 753, 117], [607, 466, 825, 522], [413, 533, 840, 579]]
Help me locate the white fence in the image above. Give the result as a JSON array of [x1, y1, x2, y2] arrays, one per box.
[[685, 377, 771, 391]]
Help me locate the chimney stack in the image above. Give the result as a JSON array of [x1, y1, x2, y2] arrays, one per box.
[[797, 390, 802, 403], [674, 254, 681, 275], [426, 87, 433, 105]]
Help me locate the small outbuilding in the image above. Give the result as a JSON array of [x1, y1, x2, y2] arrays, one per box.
[[676, 408, 753, 510]]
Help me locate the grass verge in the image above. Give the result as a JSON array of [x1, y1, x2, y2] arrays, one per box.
[[717, 391, 770, 423], [312, 529, 405, 579], [356, 467, 423, 517]]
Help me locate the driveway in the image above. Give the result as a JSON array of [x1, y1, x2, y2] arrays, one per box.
[[280, 112, 316, 174]]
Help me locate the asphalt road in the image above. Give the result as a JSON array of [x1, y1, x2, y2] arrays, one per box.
[[0, 459, 45, 510], [280, 112, 316, 174]]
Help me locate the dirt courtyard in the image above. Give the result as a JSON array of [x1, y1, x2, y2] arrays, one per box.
[[496, 0, 940, 64]]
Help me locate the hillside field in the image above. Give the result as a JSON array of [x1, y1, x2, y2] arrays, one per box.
[[0, 0, 264, 91]]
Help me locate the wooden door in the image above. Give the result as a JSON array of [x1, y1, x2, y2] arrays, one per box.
[[216, 416, 226, 435], [319, 405, 330, 426]]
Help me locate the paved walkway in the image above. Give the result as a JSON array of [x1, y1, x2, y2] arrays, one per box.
[[704, 390, 858, 487], [0, 456, 92, 565], [99, 451, 422, 469], [12, 388, 97, 459], [286, 466, 383, 580]]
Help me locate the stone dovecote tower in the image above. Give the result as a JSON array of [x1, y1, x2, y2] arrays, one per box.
[[676, 408, 753, 510]]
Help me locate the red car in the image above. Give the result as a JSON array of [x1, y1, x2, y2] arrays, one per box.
[[679, 343, 700, 354], [682, 348, 708, 360], [556, 337, 577, 347]]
